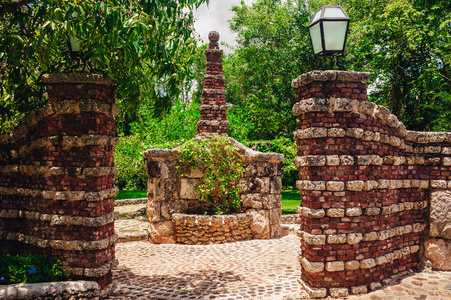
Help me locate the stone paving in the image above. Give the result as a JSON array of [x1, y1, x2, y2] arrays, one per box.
[[110, 206, 451, 299]]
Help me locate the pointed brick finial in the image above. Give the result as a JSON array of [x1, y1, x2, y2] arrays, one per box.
[[197, 31, 228, 136]]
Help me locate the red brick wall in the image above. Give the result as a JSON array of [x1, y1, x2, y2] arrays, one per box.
[[293, 70, 451, 298], [0, 74, 119, 295]]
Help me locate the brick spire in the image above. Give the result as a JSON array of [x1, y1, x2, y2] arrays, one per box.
[[197, 31, 228, 136]]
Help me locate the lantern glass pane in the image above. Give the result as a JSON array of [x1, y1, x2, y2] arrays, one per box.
[[312, 10, 322, 23], [309, 23, 322, 55], [323, 7, 346, 18], [70, 35, 81, 52], [323, 21, 348, 52]]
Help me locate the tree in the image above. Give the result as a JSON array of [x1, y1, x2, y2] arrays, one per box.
[[0, 0, 208, 133], [343, 0, 451, 131], [225, 0, 316, 140]]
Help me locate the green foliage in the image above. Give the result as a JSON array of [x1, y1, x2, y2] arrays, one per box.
[[115, 101, 198, 190], [0, 251, 68, 285], [0, 0, 208, 132], [224, 0, 450, 135], [224, 0, 316, 140], [342, 0, 451, 131], [178, 136, 245, 215], [246, 137, 297, 189]]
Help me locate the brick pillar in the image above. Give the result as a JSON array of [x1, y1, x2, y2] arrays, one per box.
[[0, 73, 119, 296], [292, 71, 427, 298], [197, 31, 228, 136]]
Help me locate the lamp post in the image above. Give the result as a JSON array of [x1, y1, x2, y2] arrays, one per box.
[[308, 5, 350, 70]]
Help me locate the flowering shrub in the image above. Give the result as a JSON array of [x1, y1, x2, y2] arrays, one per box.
[[0, 251, 68, 285], [178, 135, 245, 215]]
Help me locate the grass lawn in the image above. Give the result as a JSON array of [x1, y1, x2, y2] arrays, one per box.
[[280, 190, 300, 215], [115, 190, 147, 200], [116, 189, 301, 214]]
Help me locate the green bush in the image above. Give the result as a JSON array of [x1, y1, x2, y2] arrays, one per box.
[[0, 251, 69, 285], [246, 137, 298, 189], [178, 136, 245, 215]]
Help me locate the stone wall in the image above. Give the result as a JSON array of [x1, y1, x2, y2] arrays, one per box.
[[1, 280, 101, 300], [172, 213, 252, 244], [292, 70, 451, 298], [143, 137, 284, 244], [425, 190, 451, 270], [0, 73, 119, 296]]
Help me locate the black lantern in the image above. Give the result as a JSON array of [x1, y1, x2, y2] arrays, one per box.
[[308, 5, 350, 70]]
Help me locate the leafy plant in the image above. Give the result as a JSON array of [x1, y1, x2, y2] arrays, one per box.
[[0, 0, 208, 133], [178, 135, 245, 215], [0, 251, 69, 285]]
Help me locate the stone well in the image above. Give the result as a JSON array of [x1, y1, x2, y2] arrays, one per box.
[[143, 137, 284, 244]]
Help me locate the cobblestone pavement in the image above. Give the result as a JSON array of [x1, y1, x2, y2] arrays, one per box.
[[111, 215, 451, 299]]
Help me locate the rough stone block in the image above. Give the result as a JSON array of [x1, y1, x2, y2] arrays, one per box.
[[302, 232, 326, 245], [326, 208, 345, 218], [425, 238, 451, 271], [326, 181, 344, 192], [344, 260, 360, 270], [430, 190, 451, 239], [148, 221, 175, 244], [327, 234, 346, 244], [375, 255, 388, 265], [298, 206, 325, 219], [346, 207, 362, 217], [340, 155, 354, 165], [346, 181, 364, 191], [334, 98, 354, 112], [360, 258, 376, 269], [329, 287, 349, 297], [358, 101, 376, 116], [292, 98, 330, 115], [326, 261, 344, 272], [351, 285, 367, 295], [327, 128, 346, 137], [326, 155, 340, 166], [347, 233, 363, 244], [363, 180, 379, 191], [369, 282, 382, 291], [300, 257, 325, 273], [180, 179, 199, 200], [297, 278, 327, 298], [249, 209, 270, 239], [431, 180, 447, 189], [295, 155, 326, 167]]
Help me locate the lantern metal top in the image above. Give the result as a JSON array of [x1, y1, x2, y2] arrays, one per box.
[[309, 5, 349, 27]]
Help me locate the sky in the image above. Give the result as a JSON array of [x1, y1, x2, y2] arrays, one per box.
[[193, 0, 255, 53]]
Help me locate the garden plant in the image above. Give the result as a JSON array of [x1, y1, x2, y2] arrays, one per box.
[[178, 135, 245, 215], [0, 251, 68, 285]]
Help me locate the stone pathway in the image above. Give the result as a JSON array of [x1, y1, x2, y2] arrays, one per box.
[[111, 205, 451, 299]]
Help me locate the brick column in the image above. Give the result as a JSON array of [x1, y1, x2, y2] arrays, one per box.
[[0, 73, 119, 296], [292, 71, 428, 298], [197, 31, 228, 136]]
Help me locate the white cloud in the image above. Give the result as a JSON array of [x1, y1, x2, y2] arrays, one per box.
[[193, 0, 255, 53]]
